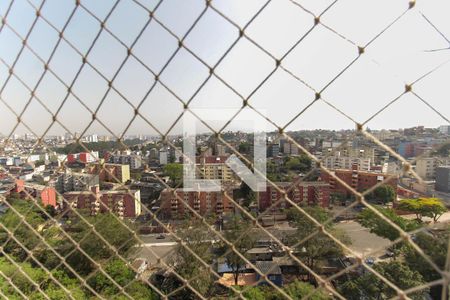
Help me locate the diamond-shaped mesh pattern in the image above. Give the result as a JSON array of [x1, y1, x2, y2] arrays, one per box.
[[0, 0, 449, 299]]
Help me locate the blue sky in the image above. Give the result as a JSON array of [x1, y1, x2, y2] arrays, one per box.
[[0, 0, 449, 138]]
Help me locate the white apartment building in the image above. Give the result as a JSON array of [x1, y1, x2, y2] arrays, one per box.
[[439, 125, 450, 135], [324, 152, 371, 171], [54, 171, 99, 193], [382, 162, 399, 175], [283, 142, 299, 155], [416, 157, 450, 180], [110, 154, 142, 169], [185, 155, 235, 184], [159, 149, 168, 165]]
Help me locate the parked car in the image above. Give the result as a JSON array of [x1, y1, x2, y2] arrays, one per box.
[[365, 257, 375, 265]]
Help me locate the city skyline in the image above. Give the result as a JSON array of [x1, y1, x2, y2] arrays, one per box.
[[2, 124, 450, 141]]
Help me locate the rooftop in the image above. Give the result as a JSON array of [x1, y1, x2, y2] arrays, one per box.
[[255, 261, 282, 275]]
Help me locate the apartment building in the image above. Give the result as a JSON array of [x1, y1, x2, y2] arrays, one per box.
[[435, 166, 450, 193], [323, 153, 371, 171], [282, 142, 299, 155], [109, 154, 143, 170], [67, 152, 99, 164], [320, 165, 398, 197], [439, 125, 450, 135], [416, 157, 450, 180], [159, 149, 168, 165], [53, 171, 99, 193], [258, 181, 330, 212], [63, 186, 141, 218], [14, 180, 58, 208], [159, 188, 234, 219], [86, 163, 130, 183], [267, 143, 280, 158], [195, 155, 235, 184]]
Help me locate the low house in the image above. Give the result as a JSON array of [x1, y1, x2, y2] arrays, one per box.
[[255, 261, 283, 287], [247, 247, 275, 262], [272, 256, 303, 275]]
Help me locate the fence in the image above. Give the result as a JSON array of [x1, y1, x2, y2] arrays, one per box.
[[0, 0, 449, 299]]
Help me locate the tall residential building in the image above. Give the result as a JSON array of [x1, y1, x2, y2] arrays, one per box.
[[435, 166, 450, 193], [282, 142, 299, 155], [54, 171, 99, 193], [416, 157, 450, 180], [258, 181, 330, 212], [320, 166, 398, 197], [14, 180, 58, 208], [266, 143, 280, 158], [323, 152, 371, 171], [382, 162, 399, 175], [159, 149, 168, 165], [195, 155, 235, 184], [159, 188, 234, 219], [149, 148, 158, 159], [86, 134, 99, 143], [63, 186, 141, 218], [109, 154, 142, 169], [67, 152, 99, 164], [439, 125, 450, 135], [86, 163, 130, 183], [215, 144, 227, 156], [345, 147, 375, 161]]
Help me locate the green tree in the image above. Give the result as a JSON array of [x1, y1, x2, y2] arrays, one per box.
[[224, 217, 256, 286], [163, 163, 183, 187], [398, 198, 446, 222], [88, 259, 135, 297], [357, 206, 420, 241], [339, 261, 428, 300], [238, 142, 251, 154], [242, 286, 266, 300], [266, 160, 282, 181], [291, 207, 350, 281], [0, 198, 47, 262], [166, 219, 215, 298], [284, 280, 331, 299], [67, 213, 137, 262], [0, 258, 87, 299], [125, 281, 159, 300], [0, 197, 156, 299], [432, 142, 450, 157], [338, 279, 367, 300], [284, 155, 311, 173], [368, 185, 396, 204], [240, 280, 330, 300], [236, 182, 256, 209], [403, 229, 448, 299]]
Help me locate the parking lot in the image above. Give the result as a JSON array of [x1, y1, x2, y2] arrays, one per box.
[[336, 220, 391, 258]]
